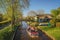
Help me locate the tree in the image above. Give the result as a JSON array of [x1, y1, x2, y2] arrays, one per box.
[[27, 10, 37, 17], [0, 13, 3, 22], [10, 0, 29, 26], [27, 11, 37, 21], [37, 10, 45, 15], [51, 7, 60, 27], [57, 7, 60, 22], [0, 0, 29, 26]]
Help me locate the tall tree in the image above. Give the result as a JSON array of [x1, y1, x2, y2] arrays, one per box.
[[51, 7, 60, 27], [0, 13, 3, 22], [37, 10, 45, 15], [27, 10, 37, 17], [0, 0, 29, 26]]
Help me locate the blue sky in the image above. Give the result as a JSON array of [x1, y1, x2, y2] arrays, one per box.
[[23, 0, 60, 16]]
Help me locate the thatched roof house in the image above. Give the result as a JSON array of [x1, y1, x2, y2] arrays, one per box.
[[36, 14, 52, 22]]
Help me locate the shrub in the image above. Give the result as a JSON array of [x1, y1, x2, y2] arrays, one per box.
[[0, 25, 13, 40]]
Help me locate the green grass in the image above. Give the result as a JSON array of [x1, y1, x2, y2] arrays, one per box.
[[0, 23, 20, 40], [38, 26, 60, 40], [0, 25, 13, 40]]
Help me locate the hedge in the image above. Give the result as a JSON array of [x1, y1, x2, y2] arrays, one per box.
[[0, 22, 21, 40], [0, 23, 20, 40]]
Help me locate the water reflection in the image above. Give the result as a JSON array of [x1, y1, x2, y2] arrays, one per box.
[[22, 21, 28, 29], [21, 21, 41, 40]]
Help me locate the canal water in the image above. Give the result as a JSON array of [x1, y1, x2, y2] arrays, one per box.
[[22, 21, 28, 29], [14, 21, 53, 40], [20, 21, 41, 40], [21, 21, 53, 40]]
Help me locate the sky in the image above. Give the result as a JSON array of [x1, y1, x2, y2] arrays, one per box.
[[23, 0, 60, 16]]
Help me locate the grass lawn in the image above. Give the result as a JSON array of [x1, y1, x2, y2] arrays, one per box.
[[37, 26, 60, 40]]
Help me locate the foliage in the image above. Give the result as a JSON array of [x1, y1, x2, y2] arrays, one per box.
[[51, 7, 60, 27], [0, 0, 29, 26], [27, 21, 38, 27], [50, 19, 55, 27], [51, 10, 58, 17], [0, 23, 20, 40], [0, 25, 13, 40], [0, 14, 3, 22]]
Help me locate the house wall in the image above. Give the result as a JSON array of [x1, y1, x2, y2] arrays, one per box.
[[38, 18, 51, 23], [36, 14, 52, 23]]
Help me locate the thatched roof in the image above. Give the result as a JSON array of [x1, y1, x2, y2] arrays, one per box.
[[36, 14, 52, 19]]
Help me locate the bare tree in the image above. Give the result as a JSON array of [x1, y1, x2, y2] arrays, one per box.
[[37, 10, 45, 15], [27, 10, 37, 17]]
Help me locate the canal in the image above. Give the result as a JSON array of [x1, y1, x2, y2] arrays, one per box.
[[14, 21, 53, 40], [20, 21, 41, 40]]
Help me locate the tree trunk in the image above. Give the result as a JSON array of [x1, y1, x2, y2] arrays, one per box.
[[53, 19, 56, 27]]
